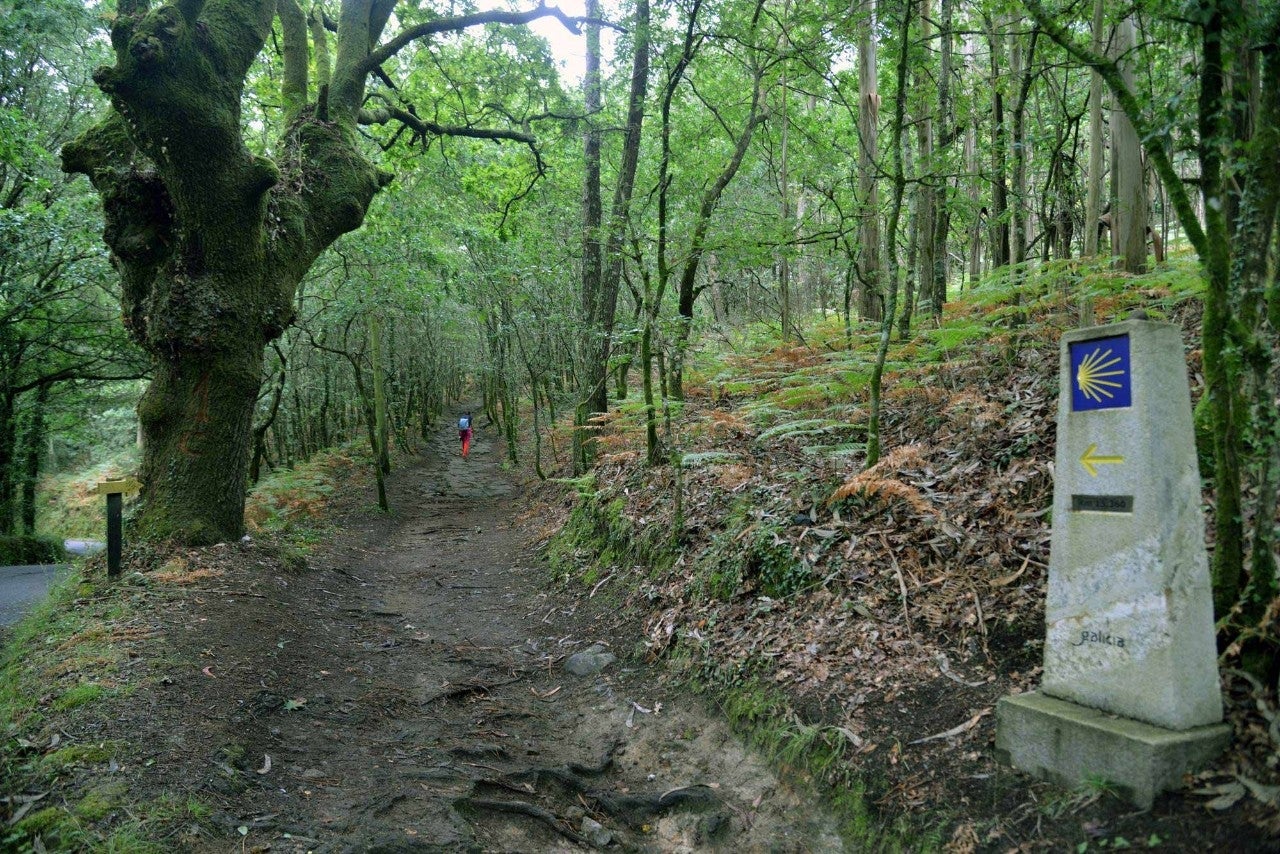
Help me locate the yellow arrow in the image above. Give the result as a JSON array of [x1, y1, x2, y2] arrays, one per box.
[[95, 477, 141, 495], [1080, 444, 1125, 477]]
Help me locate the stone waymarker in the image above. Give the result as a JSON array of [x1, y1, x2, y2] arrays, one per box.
[[996, 318, 1230, 807]]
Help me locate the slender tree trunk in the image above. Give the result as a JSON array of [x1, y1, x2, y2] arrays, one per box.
[[778, 17, 793, 341], [1083, 0, 1106, 259], [0, 392, 13, 535], [930, 0, 955, 316], [594, 0, 650, 414], [965, 113, 981, 289], [250, 350, 287, 484], [1010, 23, 1035, 269], [669, 0, 763, 400], [857, 0, 884, 321], [20, 384, 48, 535], [867, 0, 913, 468], [900, 134, 919, 339], [574, 0, 603, 474], [1112, 15, 1148, 273], [913, 0, 936, 331], [989, 18, 1011, 269], [370, 313, 390, 476]]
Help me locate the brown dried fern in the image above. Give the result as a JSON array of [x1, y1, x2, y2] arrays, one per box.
[[828, 443, 932, 513]]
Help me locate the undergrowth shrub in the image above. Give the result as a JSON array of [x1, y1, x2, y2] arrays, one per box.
[[546, 489, 677, 586], [695, 512, 810, 600], [0, 534, 66, 565]]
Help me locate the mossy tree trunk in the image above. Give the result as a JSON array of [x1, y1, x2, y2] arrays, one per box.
[[62, 0, 573, 543]]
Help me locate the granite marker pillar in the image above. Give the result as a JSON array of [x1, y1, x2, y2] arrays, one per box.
[[996, 318, 1230, 807]]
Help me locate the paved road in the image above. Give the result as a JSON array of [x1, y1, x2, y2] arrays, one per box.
[[0, 540, 101, 629], [0, 564, 69, 628], [65, 539, 105, 557]]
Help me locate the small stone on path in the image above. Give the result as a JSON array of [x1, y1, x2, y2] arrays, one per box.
[[563, 644, 616, 676], [581, 816, 612, 847]]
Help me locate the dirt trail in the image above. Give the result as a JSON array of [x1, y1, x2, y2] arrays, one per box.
[[124, 422, 843, 852]]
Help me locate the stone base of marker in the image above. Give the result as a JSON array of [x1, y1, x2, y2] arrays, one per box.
[[996, 692, 1230, 808]]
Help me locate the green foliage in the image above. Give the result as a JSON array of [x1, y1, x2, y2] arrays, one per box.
[[0, 534, 65, 565], [755, 419, 845, 443], [693, 504, 811, 601], [243, 445, 361, 552], [918, 322, 990, 361], [37, 450, 141, 540], [545, 489, 677, 588]]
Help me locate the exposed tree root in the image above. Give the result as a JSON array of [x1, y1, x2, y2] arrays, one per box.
[[457, 797, 590, 847], [466, 741, 721, 834], [420, 675, 522, 704]]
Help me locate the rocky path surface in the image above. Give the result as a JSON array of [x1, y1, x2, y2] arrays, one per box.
[[120, 423, 843, 852]]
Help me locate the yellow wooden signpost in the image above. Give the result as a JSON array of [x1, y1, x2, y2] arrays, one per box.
[[95, 478, 140, 578]]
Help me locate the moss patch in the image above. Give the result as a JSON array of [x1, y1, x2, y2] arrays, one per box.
[[75, 781, 129, 821], [51, 682, 106, 712], [40, 741, 118, 773]]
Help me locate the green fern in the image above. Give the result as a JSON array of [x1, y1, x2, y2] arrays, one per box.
[[680, 451, 742, 468], [755, 419, 845, 443]]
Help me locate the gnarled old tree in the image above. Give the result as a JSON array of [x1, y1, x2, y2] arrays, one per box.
[[62, 0, 579, 543]]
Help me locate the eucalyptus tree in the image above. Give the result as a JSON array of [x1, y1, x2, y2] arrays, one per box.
[[62, 0, 587, 543], [855, 0, 884, 321]]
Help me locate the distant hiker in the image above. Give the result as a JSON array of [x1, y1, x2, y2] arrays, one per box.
[[458, 412, 473, 459]]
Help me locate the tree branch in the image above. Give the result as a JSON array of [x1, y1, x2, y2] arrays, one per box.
[[359, 104, 535, 144], [310, 3, 331, 92], [277, 0, 309, 122], [362, 4, 584, 76]]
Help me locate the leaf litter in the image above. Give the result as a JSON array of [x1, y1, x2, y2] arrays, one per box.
[[539, 312, 1280, 848]]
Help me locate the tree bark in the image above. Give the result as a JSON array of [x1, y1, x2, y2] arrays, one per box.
[[64, 0, 391, 543], [929, 0, 954, 316], [1083, 0, 1105, 259], [593, 0, 650, 415], [856, 0, 884, 321], [913, 0, 935, 331], [574, 0, 603, 474], [1112, 15, 1148, 273], [988, 18, 1011, 270]]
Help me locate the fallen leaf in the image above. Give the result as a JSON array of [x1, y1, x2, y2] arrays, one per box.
[[1238, 775, 1280, 806], [1195, 780, 1246, 810]]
